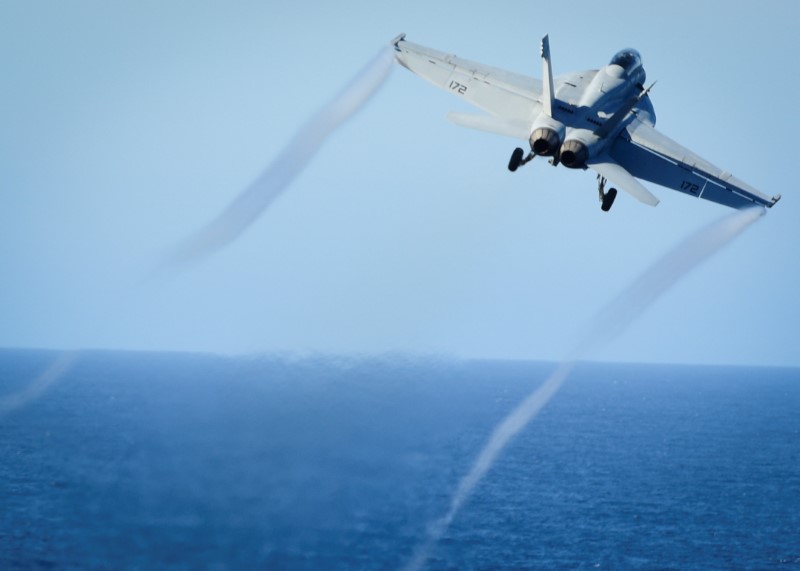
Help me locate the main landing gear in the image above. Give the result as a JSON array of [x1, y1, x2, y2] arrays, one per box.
[[597, 175, 617, 212], [508, 147, 535, 172], [507, 147, 617, 212]]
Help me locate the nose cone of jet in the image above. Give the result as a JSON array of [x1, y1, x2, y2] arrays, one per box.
[[560, 140, 588, 168]]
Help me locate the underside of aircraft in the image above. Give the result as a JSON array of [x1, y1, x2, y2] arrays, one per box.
[[392, 34, 780, 212]]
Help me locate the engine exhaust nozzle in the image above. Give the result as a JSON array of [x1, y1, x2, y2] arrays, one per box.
[[560, 139, 588, 168], [530, 127, 561, 156]]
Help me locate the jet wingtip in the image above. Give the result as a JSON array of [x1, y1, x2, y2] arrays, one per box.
[[391, 33, 406, 50]]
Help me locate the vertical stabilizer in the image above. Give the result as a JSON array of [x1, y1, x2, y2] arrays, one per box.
[[541, 35, 554, 117]]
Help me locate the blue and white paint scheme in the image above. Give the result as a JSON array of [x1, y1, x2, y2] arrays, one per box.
[[393, 34, 780, 212]]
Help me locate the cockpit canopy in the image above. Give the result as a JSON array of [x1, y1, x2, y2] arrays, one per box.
[[609, 48, 645, 82], [610, 49, 642, 72]]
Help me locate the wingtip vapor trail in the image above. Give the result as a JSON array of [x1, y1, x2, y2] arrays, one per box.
[[0, 351, 79, 419], [158, 45, 396, 272], [402, 205, 766, 571]]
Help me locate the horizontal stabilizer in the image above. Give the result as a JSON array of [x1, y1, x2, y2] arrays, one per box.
[[446, 112, 530, 140], [590, 158, 660, 206]]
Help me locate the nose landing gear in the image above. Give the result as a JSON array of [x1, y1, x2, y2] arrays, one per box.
[[598, 175, 617, 212]]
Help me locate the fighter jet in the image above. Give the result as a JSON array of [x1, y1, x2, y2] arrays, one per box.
[[393, 34, 780, 212]]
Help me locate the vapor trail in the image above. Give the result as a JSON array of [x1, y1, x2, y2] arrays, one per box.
[[0, 351, 78, 419], [571, 205, 766, 360], [162, 45, 396, 269], [2, 48, 396, 417], [403, 206, 765, 570]]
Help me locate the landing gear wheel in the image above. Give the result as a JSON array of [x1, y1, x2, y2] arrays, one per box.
[[508, 147, 525, 172], [601, 188, 618, 212]]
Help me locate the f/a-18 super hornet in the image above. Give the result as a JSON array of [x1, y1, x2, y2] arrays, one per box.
[[392, 34, 780, 212]]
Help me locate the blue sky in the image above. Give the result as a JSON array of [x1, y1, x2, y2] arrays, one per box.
[[2, 0, 798, 365]]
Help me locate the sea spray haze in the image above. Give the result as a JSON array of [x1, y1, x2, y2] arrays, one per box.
[[1, 351, 798, 569]]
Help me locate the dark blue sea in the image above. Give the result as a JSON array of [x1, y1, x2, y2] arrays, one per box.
[[1, 350, 798, 570]]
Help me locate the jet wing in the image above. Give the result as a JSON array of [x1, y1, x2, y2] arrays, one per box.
[[393, 35, 542, 137], [610, 118, 780, 209]]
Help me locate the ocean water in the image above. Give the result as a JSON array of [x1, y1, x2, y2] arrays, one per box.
[[1, 350, 798, 570]]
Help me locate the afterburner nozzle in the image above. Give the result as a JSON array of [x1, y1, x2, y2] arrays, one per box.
[[560, 139, 588, 168]]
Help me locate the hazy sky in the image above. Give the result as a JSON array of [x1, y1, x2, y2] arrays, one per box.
[[2, 0, 798, 365]]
